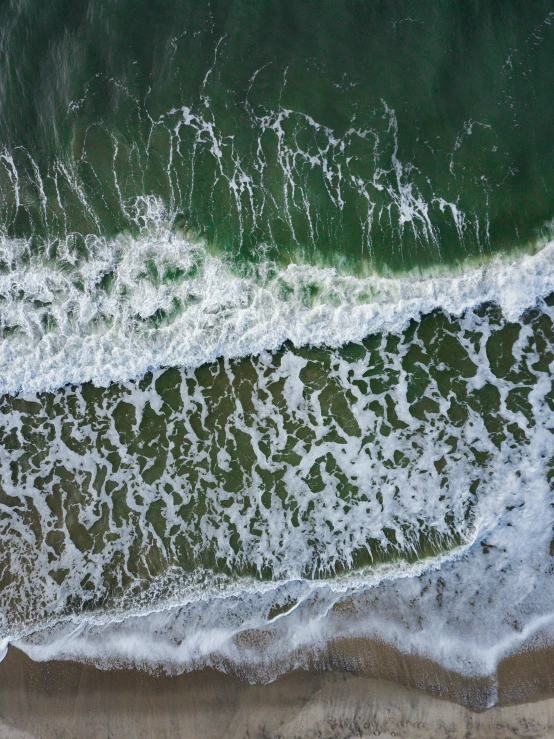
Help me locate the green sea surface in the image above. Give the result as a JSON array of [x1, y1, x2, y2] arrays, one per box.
[[1, 0, 554, 272]]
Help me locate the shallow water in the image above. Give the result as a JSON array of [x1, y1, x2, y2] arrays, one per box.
[[0, 0, 554, 684]]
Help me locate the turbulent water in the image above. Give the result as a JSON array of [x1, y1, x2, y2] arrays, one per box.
[[1, 0, 554, 695]]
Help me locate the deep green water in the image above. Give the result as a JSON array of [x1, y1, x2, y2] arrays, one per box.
[[2, 0, 554, 271]]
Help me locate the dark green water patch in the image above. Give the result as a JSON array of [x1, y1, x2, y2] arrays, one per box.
[[1, 0, 554, 273]]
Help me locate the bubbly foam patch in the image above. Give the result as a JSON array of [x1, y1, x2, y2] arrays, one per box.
[[1, 299, 553, 685], [0, 221, 553, 395]]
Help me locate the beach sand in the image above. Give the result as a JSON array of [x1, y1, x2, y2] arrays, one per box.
[[1, 642, 554, 738]]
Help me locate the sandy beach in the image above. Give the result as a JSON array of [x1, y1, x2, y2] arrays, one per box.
[[1, 642, 554, 738]]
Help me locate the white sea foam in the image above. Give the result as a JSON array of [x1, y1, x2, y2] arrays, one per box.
[[0, 221, 553, 395], [1, 292, 553, 687], [0, 198, 553, 687], [11, 484, 554, 683], [5, 542, 470, 665]]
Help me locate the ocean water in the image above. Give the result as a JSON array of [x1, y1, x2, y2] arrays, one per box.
[[1, 0, 554, 695]]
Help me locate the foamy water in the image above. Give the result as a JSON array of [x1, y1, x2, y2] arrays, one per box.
[[1, 219, 553, 394], [0, 246, 553, 686], [2, 0, 554, 700]]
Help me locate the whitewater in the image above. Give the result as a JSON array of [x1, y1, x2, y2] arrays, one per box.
[[0, 237, 553, 695], [1, 216, 553, 395]]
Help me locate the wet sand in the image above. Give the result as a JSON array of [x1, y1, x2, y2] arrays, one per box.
[[1, 643, 554, 738]]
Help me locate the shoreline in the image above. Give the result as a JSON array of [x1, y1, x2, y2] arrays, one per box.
[[1, 640, 554, 738]]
